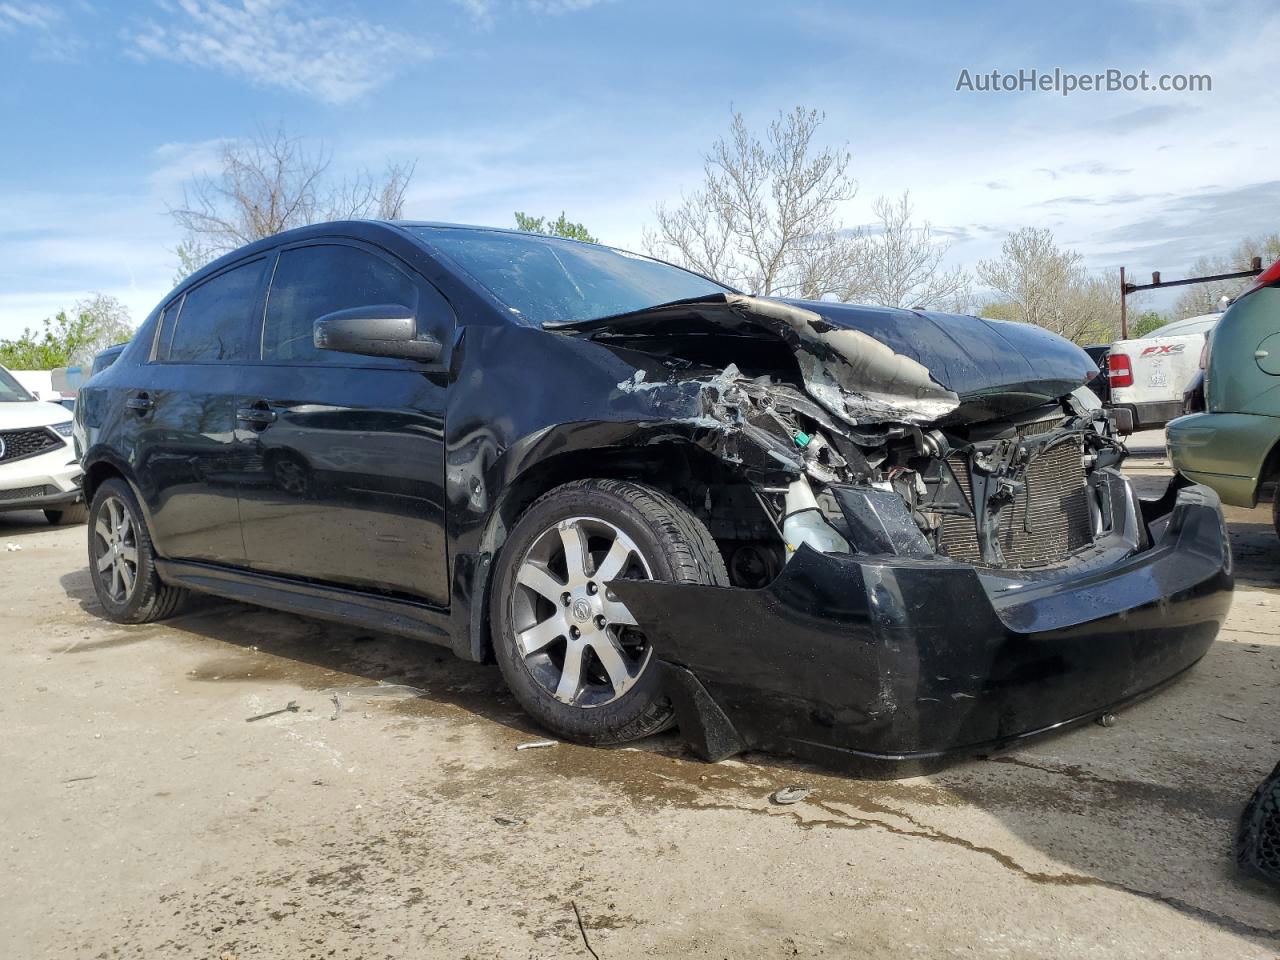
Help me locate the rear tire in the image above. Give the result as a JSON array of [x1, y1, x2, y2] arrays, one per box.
[[490, 478, 728, 745], [88, 478, 187, 624], [1273, 493, 1280, 543], [45, 502, 88, 525]]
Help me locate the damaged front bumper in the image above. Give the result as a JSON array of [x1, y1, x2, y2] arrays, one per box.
[[613, 478, 1233, 778]]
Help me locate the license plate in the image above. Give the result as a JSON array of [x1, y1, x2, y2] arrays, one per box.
[[1147, 359, 1168, 388]]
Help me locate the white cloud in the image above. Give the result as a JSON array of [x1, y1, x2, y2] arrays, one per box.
[[127, 0, 433, 105], [0, 183, 180, 338], [808, 0, 1280, 310], [451, 0, 495, 27], [453, 0, 609, 26], [0, 2, 60, 32], [0, 2, 84, 60], [527, 0, 609, 12]]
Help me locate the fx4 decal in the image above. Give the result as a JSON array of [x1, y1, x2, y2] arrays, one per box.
[[1139, 343, 1187, 357]]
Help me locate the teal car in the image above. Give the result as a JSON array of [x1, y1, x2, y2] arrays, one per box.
[[1167, 259, 1280, 538]]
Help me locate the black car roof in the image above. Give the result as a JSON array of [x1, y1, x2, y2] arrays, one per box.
[[168, 219, 597, 299]]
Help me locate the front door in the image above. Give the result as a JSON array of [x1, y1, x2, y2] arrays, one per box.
[[235, 241, 451, 605]]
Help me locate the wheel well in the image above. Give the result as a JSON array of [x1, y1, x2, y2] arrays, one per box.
[[487, 442, 749, 550], [470, 441, 775, 662], [82, 460, 126, 504], [1259, 437, 1280, 502]]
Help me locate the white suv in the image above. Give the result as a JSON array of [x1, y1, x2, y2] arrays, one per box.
[[0, 364, 85, 524]]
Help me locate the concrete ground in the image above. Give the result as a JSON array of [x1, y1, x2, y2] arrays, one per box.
[[1, 430, 1277, 959]]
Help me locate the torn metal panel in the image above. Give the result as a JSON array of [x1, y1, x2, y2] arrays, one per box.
[[717, 294, 961, 426], [553, 293, 959, 427]]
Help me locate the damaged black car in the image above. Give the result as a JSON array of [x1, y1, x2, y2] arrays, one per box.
[[76, 221, 1234, 776]]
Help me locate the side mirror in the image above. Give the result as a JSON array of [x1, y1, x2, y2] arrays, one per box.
[[313, 305, 442, 362]]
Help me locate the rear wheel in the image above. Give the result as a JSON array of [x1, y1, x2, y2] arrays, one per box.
[[45, 502, 87, 525], [1273, 493, 1279, 543], [88, 478, 187, 623], [490, 479, 727, 745]]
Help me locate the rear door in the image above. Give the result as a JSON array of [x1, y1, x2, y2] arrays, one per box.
[[235, 240, 452, 605], [136, 257, 268, 564]]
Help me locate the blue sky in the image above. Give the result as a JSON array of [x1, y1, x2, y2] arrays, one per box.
[[1, 0, 1277, 336]]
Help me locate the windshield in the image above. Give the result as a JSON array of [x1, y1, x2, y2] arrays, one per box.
[[410, 227, 729, 326], [0, 366, 34, 402]]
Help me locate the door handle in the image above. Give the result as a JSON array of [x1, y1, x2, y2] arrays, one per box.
[[1256, 350, 1270, 359], [236, 404, 277, 427], [125, 393, 153, 413]]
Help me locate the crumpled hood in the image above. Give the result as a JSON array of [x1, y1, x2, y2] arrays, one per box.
[[783, 299, 1098, 423], [550, 293, 1097, 428]]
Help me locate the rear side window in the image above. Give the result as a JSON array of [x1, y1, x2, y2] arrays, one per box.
[[262, 245, 419, 363], [165, 258, 267, 362]]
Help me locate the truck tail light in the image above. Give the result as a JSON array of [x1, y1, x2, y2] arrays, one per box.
[[1108, 352, 1134, 388]]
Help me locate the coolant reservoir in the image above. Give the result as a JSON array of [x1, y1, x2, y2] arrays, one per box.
[[782, 479, 851, 557]]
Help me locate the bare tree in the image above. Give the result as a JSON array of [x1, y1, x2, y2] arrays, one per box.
[[170, 126, 415, 279], [645, 108, 859, 297], [840, 192, 970, 310], [70, 294, 135, 363], [977, 228, 1122, 344], [1170, 233, 1280, 319], [645, 110, 975, 311]]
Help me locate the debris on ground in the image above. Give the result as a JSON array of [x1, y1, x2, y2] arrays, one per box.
[[516, 739, 557, 751], [1097, 713, 1118, 727], [369, 681, 425, 697], [1218, 713, 1247, 723], [493, 814, 526, 826], [571, 900, 601, 960], [330, 694, 341, 721], [769, 786, 812, 805], [245, 700, 299, 723], [5, 543, 21, 552]]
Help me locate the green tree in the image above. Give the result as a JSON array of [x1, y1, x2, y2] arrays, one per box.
[[513, 211, 597, 243], [0, 294, 134, 369], [1128, 310, 1169, 339]]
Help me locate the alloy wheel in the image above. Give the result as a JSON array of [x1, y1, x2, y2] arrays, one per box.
[[93, 495, 139, 603], [509, 516, 653, 708]]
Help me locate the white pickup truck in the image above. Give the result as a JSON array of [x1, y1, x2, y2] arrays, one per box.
[[1106, 313, 1219, 432]]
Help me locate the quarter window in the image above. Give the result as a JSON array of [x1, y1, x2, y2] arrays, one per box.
[[166, 258, 266, 362], [263, 245, 421, 363]]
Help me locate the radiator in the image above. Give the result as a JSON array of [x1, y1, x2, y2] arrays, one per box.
[[939, 434, 1094, 568]]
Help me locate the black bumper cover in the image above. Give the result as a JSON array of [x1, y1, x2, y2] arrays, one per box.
[[614, 481, 1233, 778]]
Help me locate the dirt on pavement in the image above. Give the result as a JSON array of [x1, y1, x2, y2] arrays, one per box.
[[2, 430, 1277, 958]]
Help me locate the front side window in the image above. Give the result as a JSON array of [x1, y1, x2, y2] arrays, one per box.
[[409, 227, 729, 327], [262, 245, 421, 362], [166, 258, 267, 362]]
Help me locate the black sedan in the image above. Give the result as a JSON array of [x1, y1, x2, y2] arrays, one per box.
[[74, 221, 1232, 776]]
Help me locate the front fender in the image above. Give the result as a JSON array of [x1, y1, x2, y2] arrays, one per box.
[[442, 321, 723, 660]]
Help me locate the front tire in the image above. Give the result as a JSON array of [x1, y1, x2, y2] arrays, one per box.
[[88, 478, 186, 623], [490, 479, 728, 745], [45, 502, 88, 525]]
